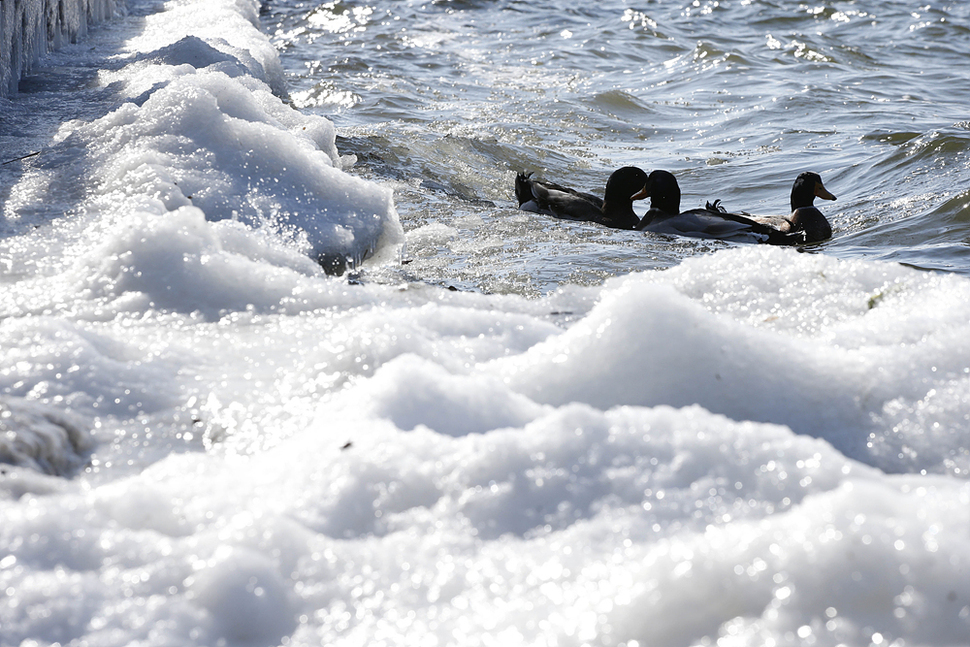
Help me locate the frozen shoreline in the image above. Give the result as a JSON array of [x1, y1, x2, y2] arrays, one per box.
[[2, 0, 403, 272], [0, 0, 125, 96]]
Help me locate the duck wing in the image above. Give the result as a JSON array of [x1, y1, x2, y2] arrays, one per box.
[[642, 209, 767, 242], [708, 200, 817, 245], [643, 207, 806, 245], [516, 172, 604, 220]]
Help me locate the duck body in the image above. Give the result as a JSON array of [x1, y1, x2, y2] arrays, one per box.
[[708, 172, 836, 244], [642, 206, 795, 244], [515, 167, 648, 230], [634, 170, 804, 245]]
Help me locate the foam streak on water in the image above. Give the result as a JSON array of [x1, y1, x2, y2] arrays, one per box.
[[1, 1, 969, 646]]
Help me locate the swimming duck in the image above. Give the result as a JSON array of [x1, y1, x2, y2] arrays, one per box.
[[707, 172, 835, 244], [634, 170, 803, 244], [514, 166, 648, 230]]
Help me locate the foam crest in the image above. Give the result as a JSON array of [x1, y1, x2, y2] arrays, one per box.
[[76, 67, 401, 269], [492, 249, 970, 473]]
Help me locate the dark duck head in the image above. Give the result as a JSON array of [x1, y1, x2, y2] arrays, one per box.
[[600, 166, 650, 229], [790, 171, 836, 211], [639, 169, 682, 215], [789, 172, 836, 242]]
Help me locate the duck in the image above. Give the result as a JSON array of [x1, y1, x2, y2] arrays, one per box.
[[514, 166, 649, 230], [634, 169, 804, 245], [706, 171, 835, 244]]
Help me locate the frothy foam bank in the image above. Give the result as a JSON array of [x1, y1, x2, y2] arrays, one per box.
[[4, 243, 970, 645], [494, 247, 970, 476], [2, 393, 969, 646]]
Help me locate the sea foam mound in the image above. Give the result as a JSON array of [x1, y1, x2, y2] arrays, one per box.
[[92, 0, 402, 272], [1, 244, 970, 646], [2, 390, 969, 647], [495, 247, 970, 476]]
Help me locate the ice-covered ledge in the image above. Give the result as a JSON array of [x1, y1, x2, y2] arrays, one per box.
[[2, 0, 402, 276], [0, 0, 125, 96]]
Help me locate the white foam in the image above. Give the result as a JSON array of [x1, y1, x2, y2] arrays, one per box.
[[3, 394, 968, 646], [3, 0, 403, 280], [86, 57, 401, 269], [491, 248, 970, 474]]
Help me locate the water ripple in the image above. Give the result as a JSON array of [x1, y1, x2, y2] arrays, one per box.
[[263, 0, 970, 287]]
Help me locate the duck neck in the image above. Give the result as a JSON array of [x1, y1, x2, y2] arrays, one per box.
[[790, 207, 832, 242], [650, 194, 680, 215], [601, 200, 640, 229], [790, 182, 815, 211]]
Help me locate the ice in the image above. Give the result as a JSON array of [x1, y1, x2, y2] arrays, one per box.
[[0, 0, 125, 95]]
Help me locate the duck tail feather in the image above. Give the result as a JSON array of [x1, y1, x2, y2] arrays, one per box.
[[706, 199, 753, 216], [763, 230, 808, 246], [515, 171, 535, 206]]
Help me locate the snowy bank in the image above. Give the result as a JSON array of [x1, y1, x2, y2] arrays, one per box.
[[2, 0, 403, 273]]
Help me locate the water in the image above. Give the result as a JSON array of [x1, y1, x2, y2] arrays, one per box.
[[264, 0, 970, 292], [1, 0, 969, 646]]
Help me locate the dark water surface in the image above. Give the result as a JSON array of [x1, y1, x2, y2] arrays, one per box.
[[269, 0, 970, 292]]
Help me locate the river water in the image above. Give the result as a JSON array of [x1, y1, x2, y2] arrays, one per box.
[[263, 0, 970, 293]]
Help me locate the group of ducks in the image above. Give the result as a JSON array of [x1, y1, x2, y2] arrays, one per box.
[[514, 167, 836, 245]]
